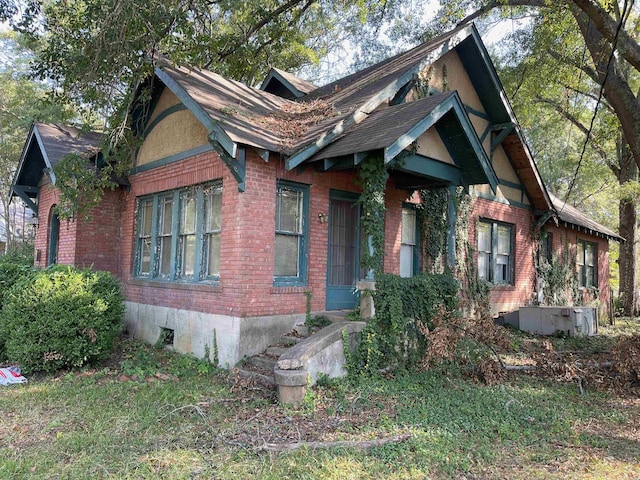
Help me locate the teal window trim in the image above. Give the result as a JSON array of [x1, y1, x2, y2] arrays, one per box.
[[134, 180, 222, 284], [477, 218, 515, 285], [273, 180, 309, 286], [48, 209, 60, 266], [401, 203, 420, 277], [577, 240, 597, 288]]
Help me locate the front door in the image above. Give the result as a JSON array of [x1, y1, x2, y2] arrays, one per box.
[[326, 192, 360, 310]]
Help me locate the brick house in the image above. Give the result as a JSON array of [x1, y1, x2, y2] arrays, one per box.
[[11, 24, 621, 366]]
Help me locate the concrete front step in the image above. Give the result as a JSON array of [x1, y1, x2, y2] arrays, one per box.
[[281, 334, 303, 346], [247, 354, 277, 371], [235, 367, 276, 386], [311, 310, 353, 323], [265, 345, 288, 357]]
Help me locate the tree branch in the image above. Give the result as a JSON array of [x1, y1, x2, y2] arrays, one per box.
[[218, 0, 317, 59], [535, 95, 620, 177], [258, 434, 413, 452], [456, 0, 640, 74]]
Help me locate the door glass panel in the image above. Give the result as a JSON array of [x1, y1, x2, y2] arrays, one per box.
[[329, 199, 358, 286]]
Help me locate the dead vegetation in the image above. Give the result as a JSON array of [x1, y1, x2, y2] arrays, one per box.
[[421, 304, 640, 394], [254, 99, 341, 151]]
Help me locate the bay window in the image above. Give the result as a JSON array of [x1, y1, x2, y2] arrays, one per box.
[[134, 181, 222, 282]]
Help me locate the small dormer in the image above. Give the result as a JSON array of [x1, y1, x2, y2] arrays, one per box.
[[260, 67, 318, 100]]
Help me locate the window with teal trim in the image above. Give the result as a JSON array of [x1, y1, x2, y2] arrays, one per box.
[[477, 219, 514, 285], [134, 181, 222, 282], [400, 206, 419, 277], [577, 240, 597, 288], [274, 181, 309, 286]]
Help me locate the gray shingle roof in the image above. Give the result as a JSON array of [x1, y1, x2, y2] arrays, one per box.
[[549, 193, 623, 241], [309, 92, 457, 160], [157, 24, 470, 156], [35, 123, 102, 168], [158, 62, 291, 152], [271, 67, 317, 95]]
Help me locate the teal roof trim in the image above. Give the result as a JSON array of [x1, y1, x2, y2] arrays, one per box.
[[384, 92, 497, 192]]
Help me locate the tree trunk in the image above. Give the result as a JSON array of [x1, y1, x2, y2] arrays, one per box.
[[570, 6, 640, 174], [617, 138, 639, 316]]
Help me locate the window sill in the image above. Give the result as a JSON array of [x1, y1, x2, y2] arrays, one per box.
[[129, 278, 222, 293], [270, 286, 309, 294], [490, 283, 515, 290]]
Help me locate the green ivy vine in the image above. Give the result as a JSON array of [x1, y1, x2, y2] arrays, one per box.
[[417, 187, 448, 274], [453, 187, 491, 310], [356, 156, 388, 277], [534, 229, 581, 306]]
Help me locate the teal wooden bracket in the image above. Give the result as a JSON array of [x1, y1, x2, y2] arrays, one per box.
[[498, 177, 523, 190], [254, 147, 269, 162], [465, 104, 490, 120], [354, 152, 368, 165], [323, 158, 338, 171], [392, 153, 463, 184], [211, 139, 245, 192], [12, 185, 38, 213], [479, 122, 493, 143], [491, 123, 515, 151]]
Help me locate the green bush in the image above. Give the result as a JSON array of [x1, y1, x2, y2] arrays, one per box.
[[0, 262, 36, 310], [353, 273, 459, 374], [2, 242, 35, 266], [0, 266, 124, 373]]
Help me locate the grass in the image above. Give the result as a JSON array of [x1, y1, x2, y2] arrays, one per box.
[[1, 323, 640, 479]]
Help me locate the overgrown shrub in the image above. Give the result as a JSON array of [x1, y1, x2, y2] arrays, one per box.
[[2, 242, 35, 266], [0, 262, 36, 310], [0, 254, 37, 360], [352, 273, 459, 374], [0, 266, 124, 373]]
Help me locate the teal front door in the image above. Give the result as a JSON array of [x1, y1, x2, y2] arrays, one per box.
[[326, 192, 360, 310]]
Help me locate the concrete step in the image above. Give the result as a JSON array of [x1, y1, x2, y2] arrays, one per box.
[[235, 367, 276, 387], [311, 310, 354, 323], [265, 345, 288, 357], [247, 354, 277, 372], [281, 334, 303, 346]]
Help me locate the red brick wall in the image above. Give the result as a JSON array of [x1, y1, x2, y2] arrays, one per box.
[[73, 189, 123, 275], [34, 182, 123, 275], [119, 149, 415, 317], [470, 197, 537, 314], [545, 224, 611, 318], [35, 183, 78, 268]]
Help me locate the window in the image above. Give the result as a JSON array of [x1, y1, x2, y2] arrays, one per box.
[[134, 182, 222, 282], [577, 240, 597, 288], [477, 219, 514, 285], [274, 181, 309, 285], [400, 206, 418, 277], [48, 208, 60, 266]]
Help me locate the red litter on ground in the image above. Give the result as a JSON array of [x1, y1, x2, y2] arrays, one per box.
[[0, 366, 27, 385]]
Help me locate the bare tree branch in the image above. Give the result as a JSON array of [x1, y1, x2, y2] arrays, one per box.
[[535, 95, 620, 177], [457, 0, 640, 73]]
